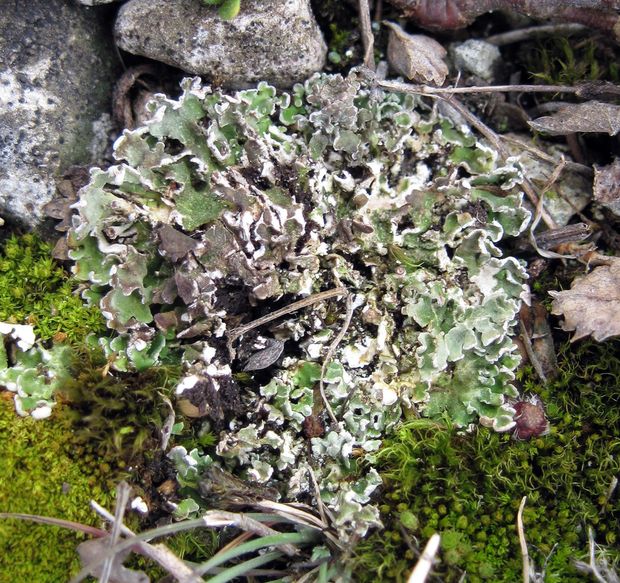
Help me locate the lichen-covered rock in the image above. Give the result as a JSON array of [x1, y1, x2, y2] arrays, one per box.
[[114, 0, 327, 89], [67, 71, 530, 538], [0, 0, 119, 228]]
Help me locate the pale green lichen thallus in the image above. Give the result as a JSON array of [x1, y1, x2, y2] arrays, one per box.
[[65, 70, 530, 538]]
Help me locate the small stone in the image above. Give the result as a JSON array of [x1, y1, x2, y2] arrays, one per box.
[[452, 39, 501, 82], [114, 0, 327, 89]]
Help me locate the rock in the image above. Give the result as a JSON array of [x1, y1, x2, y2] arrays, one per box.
[[451, 39, 501, 82], [114, 0, 327, 89], [506, 136, 591, 226], [77, 0, 121, 5], [0, 0, 119, 229]]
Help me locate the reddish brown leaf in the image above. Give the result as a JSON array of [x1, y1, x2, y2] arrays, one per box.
[[388, 0, 620, 41]]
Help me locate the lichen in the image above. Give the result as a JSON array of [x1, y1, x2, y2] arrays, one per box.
[[0, 324, 73, 418], [66, 71, 531, 538]]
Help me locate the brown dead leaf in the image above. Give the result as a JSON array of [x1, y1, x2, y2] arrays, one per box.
[[384, 21, 448, 85], [519, 300, 559, 380], [529, 101, 620, 136], [593, 158, 620, 217], [550, 258, 620, 342]]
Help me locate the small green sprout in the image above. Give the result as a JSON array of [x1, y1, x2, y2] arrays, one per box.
[[201, 0, 241, 20]]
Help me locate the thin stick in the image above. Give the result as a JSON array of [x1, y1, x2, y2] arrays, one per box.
[[307, 465, 331, 527], [0, 512, 106, 537], [517, 496, 529, 583], [226, 287, 348, 358], [519, 321, 547, 383], [408, 533, 440, 583], [99, 483, 131, 583], [501, 134, 593, 177], [587, 527, 608, 583], [440, 96, 558, 230], [377, 78, 583, 96], [486, 23, 587, 46], [358, 0, 376, 70], [320, 292, 353, 426]]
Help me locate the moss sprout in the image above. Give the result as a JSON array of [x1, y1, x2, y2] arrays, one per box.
[[58, 354, 180, 460], [526, 35, 619, 86]]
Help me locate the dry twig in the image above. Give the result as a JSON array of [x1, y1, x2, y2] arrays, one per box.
[[226, 287, 348, 358], [320, 291, 353, 426], [517, 496, 529, 583], [358, 0, 376, 69], [486, 23, 588, 45]]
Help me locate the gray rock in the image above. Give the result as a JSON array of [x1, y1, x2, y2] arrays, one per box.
[[451, 39, 501, 82], [0, 0, 119, 229], [78, 0, 121, 5], [115, 0, 327, 89]]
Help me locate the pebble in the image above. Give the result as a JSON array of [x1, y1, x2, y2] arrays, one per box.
[[114, 0, 327, 89]]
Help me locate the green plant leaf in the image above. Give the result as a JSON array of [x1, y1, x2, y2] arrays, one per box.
[[218, 0, 240, 19]]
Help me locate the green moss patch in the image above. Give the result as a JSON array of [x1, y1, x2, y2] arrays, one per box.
[[352, 338, 620, 582], [0, 233, 106, 343], [0, 397, 118, 582]]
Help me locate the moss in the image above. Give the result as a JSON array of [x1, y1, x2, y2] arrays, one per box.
[[0, 396, 120, 582], [351, 337, 620, 582], [0, 233, 106, 343], [58, 351, 180, 460], [525, 35, 619, 86]]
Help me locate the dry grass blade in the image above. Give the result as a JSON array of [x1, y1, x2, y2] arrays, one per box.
[[201, 510, 300, 556], [98, 482, 131, 583], [573, 527, 620, 583], [253, 500, 329, 530], [253, 500, 344, 550], [407, 533, 440, 583], [0, 512, 106, 537], [91, 500, 202, 582], [517, 496, 529, 583], [320, 290, 352, 426]]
